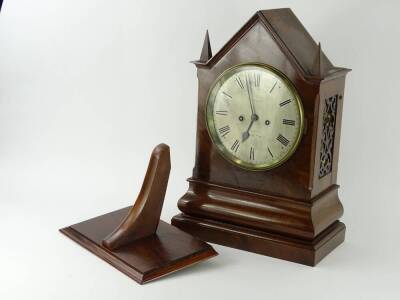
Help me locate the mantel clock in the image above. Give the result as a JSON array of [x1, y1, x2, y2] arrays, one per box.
[[172, 8, 350, 266]]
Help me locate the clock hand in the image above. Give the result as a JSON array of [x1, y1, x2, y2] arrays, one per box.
[[243, 76, 258, 143], [245, 75, 256, 115], [242, 114, 258, 142]]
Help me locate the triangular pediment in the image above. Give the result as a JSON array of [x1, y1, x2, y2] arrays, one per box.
[[194, 8, 350, 80]]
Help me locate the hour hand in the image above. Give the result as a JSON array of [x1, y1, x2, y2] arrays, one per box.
[[242, 131, 250, 142], [241, 114, 257, 142]]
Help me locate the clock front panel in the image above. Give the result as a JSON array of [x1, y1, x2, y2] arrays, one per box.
[[205, 64, 304, 170]]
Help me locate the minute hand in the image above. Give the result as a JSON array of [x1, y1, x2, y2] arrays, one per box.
[[245, 76, 255, 114], [242, 76, 257, 142]]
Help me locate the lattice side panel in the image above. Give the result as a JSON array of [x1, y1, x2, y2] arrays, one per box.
[[319, 95, 338, 178]]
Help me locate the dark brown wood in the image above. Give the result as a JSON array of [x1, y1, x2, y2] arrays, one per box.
[[103, 144, 170, 250], [61, 207, 217, 284], [172, 8, 350, 265], [312, 43, 323, 78], [60, 144, 217, 284], [173, 214, 345, 266], [198, 30, 212, 63]]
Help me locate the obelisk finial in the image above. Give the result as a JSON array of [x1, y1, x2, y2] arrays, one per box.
[[199, 30, 212, 62], [312, 42, 324, 78]]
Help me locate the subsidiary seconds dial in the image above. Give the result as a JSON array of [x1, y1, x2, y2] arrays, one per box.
[[206, 64, 304, 170]]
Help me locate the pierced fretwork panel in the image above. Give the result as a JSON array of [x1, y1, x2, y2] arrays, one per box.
[[319, 95, 338, 178]]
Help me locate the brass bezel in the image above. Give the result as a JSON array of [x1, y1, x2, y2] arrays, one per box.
[[205, 63, 304, 171]]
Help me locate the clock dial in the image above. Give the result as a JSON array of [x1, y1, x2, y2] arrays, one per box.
[[206, 64, 304, 170]]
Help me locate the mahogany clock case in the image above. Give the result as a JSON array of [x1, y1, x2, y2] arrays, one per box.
[[172, 8, 350, 266]]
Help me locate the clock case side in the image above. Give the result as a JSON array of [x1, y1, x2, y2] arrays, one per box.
[[173, 9, 350, 265], [311, 75, 348, 198]]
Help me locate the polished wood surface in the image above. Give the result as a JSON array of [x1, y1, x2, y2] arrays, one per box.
[[60, 144, 217, 284], [61, 207, 217, 284], [175, 179, 343, 240], [103, 144, 170, 250], [172, 8, 350, 265], [173, 214, 345, 266]]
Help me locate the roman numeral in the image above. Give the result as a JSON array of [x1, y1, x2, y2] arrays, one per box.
[[231, 139, 240, 152], [282, 119, 295, 126], [269, 81, 277, 93], [254, 73, 260, 87], [216, 110, 228, 116], [218, 125, 230, 137], [267, 147, 274, 158], [276, 134, 289, 147], [222, 91, 232, 99], [250, 147, 255, 160], [235, 77, 244, 89], [280, 99, 292, 107]]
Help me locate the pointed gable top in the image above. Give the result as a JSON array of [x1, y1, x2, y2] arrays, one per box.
[[194, 8, 350, 80], [260, 9, 333, 76]]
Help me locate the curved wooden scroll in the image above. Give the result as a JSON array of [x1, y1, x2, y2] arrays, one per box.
[[102, 143, 171, 250]]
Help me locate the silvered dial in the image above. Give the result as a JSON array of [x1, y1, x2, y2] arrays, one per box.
[[206, 64, 304, 170]]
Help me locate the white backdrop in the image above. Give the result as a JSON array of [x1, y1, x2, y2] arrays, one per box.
[[1, 0, 399, 299]]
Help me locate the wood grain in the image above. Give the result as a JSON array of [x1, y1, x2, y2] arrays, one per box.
[[61, 144, 217, 284], [172, 8, 350, 265], [61, 207, 217, 284], [102, 144, 170, 250]]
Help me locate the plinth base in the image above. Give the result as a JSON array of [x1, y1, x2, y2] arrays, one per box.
[[172, 213, 345, 266], [60, 207, 217, 284]]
